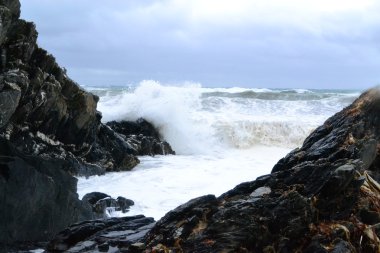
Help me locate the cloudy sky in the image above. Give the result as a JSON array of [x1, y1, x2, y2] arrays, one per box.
[[20, 0, 380, 89]]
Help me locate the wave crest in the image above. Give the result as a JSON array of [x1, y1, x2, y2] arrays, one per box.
[[91, 81, 357, 154]]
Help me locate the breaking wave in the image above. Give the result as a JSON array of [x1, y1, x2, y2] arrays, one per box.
[[87, 81, 358, 155]]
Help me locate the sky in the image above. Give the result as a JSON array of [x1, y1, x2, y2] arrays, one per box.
[[20, 0, 380, 89]]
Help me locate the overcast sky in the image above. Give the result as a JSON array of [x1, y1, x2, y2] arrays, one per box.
[[20, 0, 380, 89]]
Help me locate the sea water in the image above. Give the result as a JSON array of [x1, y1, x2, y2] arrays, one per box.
[[77, 80, 360, 220]]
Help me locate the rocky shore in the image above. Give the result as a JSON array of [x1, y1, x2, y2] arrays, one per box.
[[0, 0, 173, 250], [1, 0, 380, 253], [46, 88, 380, 252]]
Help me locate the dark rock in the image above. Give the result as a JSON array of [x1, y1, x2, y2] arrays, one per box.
[[93, 198, 119, 217], [98, 242, 109, 252], [117, 196, 135, 212], [303, 240, 328, 253], [107, 119, 175, 156], [359, 209, 380, 225], [0, 0, 174, 248], [82, 192, 135, 219], [129, 242, 146, 252], [0, 138, 92, 244], [108, 118, 161, 139], [84, 124, 140, 173], [318, 164, 356, 197], [0, 0, 175, 178], [47, 215, 155, 253], [0, 0, 20, 19], [0, 81, 20, 128], [330, 239, 355, 253], [360, 139, 377, 170], [82, 192, 111, 205]]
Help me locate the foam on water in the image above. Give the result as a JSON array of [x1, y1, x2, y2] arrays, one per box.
[[97, 81, 211, 154], [78, 81, 359, 220], [94, 81, 358, 154], [77, 147, 290, 220]]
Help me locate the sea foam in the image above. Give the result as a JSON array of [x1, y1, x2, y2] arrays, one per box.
[[78, 81, 359, 219], [94, 81, 357, 154]]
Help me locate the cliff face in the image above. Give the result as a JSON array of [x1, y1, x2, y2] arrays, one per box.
[[0, 0, 173, 246], [0, 1, 98, 145], [0, 0, 104, 245]]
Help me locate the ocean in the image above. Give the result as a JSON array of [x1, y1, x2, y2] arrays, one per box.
[[77, 80, 360, 220]]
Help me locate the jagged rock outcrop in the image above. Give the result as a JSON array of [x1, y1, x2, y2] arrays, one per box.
[[46, 215, 155, 252], [47, 87, 380, 252], [0, 0, 95, 246], [107, 119, 175, 156], [0, 0, 174, 248]]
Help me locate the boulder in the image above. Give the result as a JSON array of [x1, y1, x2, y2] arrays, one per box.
[[46, 215, 155, 253], [82, 192, 111, 205], [82, 192, 135, 219], [107, 119, 175, 156], [117, 196, 135, 213], [107, 118, 161, 139]]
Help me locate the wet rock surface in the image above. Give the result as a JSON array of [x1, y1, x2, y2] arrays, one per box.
[[47, 88, 380, 252], [0, 0, 174, 248], [46, 215, 155, 253], [107, 119, 175, 156], [82, 192, 135, 219]]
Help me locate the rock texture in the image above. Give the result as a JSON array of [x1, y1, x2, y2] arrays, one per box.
[[47, 87, 380, 252], [82, 192, 135, 219], [0, 138, 91, 245], [107, 119, 175, 156], [0, 0, 94, 246], [0, 0, 174, 248], [46, 215, 155, 253]]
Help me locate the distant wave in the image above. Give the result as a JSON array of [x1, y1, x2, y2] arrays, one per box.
[[202, 89, 359, 101]]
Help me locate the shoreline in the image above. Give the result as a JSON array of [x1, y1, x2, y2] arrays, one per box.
[[1, 1, 380, 252], [76, 146, 291, 220]]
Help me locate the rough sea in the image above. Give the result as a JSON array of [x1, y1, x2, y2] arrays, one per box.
[[77, 80, 360, 220]]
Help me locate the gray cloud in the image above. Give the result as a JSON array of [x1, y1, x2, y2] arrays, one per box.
[[19, 0, 380, 89]]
